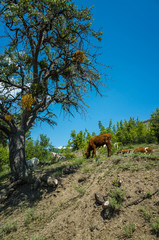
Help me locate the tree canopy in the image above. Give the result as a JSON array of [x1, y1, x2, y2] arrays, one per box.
[[0, 0, 105, 135]]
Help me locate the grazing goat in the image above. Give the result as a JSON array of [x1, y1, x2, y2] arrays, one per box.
[[85, 133, 112, 159], [117, 149, 131, 154]]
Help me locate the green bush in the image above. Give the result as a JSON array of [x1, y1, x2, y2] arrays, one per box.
[[123, 223, 135, 238], [1, 220, 17, 235], [151, 217, 159, 235], [139, 206, 152, 222], [109, 188, 125, 211], [25, 134, 53, 163], [0, 145, 9, 170]]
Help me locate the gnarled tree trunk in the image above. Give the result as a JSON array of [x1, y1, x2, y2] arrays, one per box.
[[9, 129, 28, 181]]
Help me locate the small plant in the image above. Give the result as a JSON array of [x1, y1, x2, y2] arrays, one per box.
[[82, 166, 91, 173], [32, 235, 45, 240], [113, 157, 121, 165], [139, 206, 152, 222], [120, 162, 131, 171], [109, 197, 122, 211], [146, 191, 152, 198], [145, 165, 152, 170], [64, 152, 76, 160], [112, 179, 121, 187], [1, 220, 17, 235], [53, 169, 63, 178], [123, 223, 135, 238], [131, 165, 141, 172], [73, 184, 86, 196], [151, 217, 159, 235], [109, 188, 125, 211], [24, 208, 36, 226]]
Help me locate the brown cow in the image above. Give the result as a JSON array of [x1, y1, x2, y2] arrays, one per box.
[[133, 147, 146, 154], [117, 149, 131, 154], [85, 133, 112, 159], [145, 147, 153, 154], [133, 147, 153, 154]]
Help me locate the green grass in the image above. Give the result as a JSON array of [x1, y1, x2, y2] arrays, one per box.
[[24, 208, 37, 226], [0, 165, 11, 183], [123, 223, 135, 238], [139, 206, 152, 222], [32, 235, 45, 240], [109, 188, 125, 211], [72, 184, 86, 196], [131, 165, 141, 172], [151, 217, 159, 235], [120, 162, 131, 171], [0, 220, 17, 236]]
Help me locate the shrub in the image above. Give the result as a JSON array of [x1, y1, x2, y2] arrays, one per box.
[[0, 145, 9, 170], [109, 188, 125, 211], [24, 208, 36, 226], [123, 223, 135, 238], [32, 235, 45, 240], [151, 217, 159, 235], [139, 206, 152, 222], [1, 220, 17, 235]]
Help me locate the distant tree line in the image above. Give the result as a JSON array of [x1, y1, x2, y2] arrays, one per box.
[[67, 108, 159, 151]]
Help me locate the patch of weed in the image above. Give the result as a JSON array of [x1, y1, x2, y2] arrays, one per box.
[[131, 165, 141, 172], [123, 223, 135, 238], [24, 208, 38, 226], [1, 220, 17, 235], [72, 184, 86, 196], [32, 235, 45, 240], [139, 206, 152, 222], [109, 188, 125, 211], [151, 217, 159, 236], [120, 162, 131, 171]]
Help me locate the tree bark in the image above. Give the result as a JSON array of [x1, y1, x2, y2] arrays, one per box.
[[9, 129, 28, 181]]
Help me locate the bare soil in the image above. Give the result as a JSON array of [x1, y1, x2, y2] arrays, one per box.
[[0, 144, 159, 240]]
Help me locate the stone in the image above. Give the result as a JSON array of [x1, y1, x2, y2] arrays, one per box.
[[102, 200, 110, 209], [95, 193, 105, 205], [47, 177, 58, 187]]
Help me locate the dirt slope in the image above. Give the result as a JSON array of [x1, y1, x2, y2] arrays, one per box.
[[0, 145, 159, 240]]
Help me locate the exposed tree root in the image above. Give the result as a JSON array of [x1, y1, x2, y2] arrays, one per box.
[[125, 189, 159, 208]]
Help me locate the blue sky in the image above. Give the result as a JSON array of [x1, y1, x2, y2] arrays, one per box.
[[1, 0, 159, 147]]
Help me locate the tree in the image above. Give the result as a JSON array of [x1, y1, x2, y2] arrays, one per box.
[[150, 108, 159, 143], [0, 0, 107, 182], [69, 130, 85, 150], [25, 134, 53, 161]]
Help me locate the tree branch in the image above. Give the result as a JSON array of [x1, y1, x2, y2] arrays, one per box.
[[0, 124, 10, 136]]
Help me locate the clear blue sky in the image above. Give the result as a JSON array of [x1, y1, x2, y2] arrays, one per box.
[[1, 0, 159, 147]]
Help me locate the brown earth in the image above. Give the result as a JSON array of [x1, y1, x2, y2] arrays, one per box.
[[0, 144, 159, 240]]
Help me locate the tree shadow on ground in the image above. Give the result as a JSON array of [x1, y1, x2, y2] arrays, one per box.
[[100, 208, 120, 221], [0, 162, 80, 216]]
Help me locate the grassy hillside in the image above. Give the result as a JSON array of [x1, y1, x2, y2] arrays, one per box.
[[0, 144, 159, 240]]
